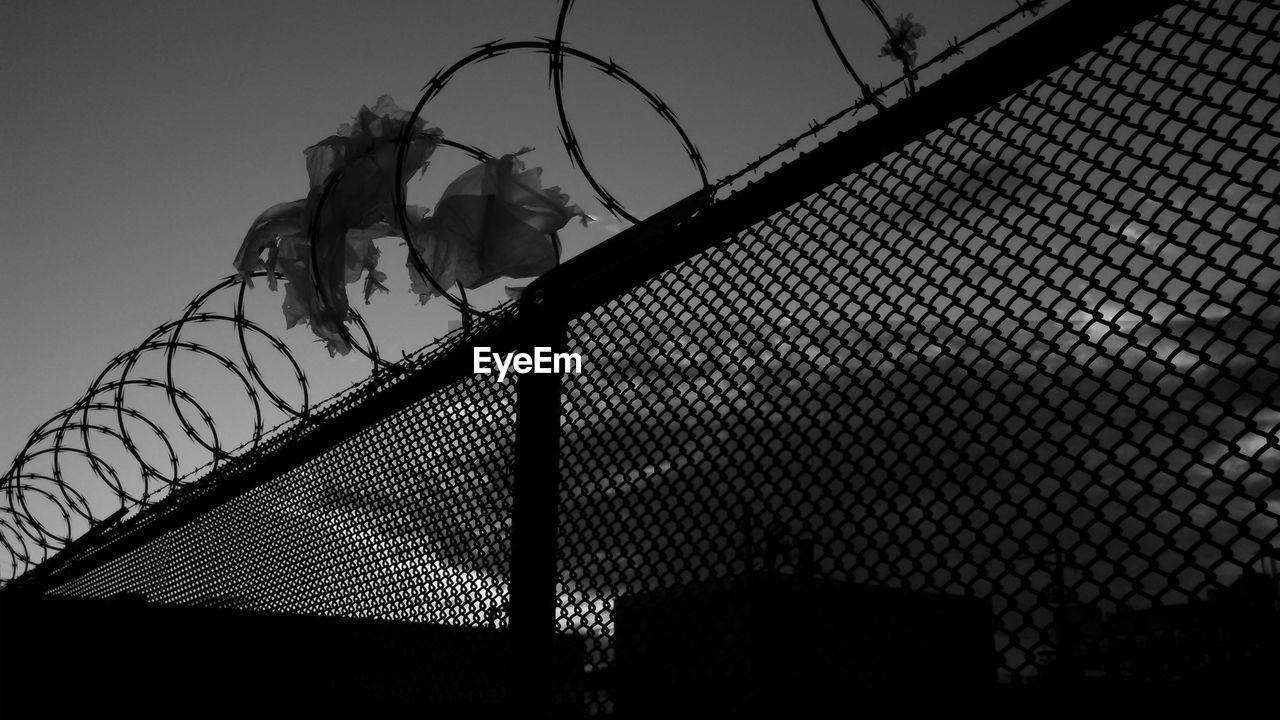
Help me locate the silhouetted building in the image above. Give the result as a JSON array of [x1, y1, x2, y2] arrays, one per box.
[[1068, 570, 1280, 686], [612, 572, 995, 717]]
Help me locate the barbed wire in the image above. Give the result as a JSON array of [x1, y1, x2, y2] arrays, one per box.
[[0, 0, 1058, 584], [716, 0, 1058, 194]]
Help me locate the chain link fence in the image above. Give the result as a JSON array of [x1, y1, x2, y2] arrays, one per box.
[[554, 0, 1277, 710], [5, 0, 1278, 714]]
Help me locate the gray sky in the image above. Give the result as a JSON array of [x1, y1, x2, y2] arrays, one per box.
[[0, 0, 1049, 470]]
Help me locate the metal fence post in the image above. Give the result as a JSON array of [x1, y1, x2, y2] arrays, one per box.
[[508, 311, 566, 718]]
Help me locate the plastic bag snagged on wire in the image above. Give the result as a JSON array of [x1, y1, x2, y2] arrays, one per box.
[[234, 99, 590, 356], [303, 94, 444, 226], [407, 149, 591, 304], [233, 96, 442, 355]]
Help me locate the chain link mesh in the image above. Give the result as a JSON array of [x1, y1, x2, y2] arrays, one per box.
[[558, 0, 1277, 710], [45, 356, 523, 705]]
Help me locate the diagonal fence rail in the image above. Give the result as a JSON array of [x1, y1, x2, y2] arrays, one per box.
[[3, 0, 1278, 714]]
